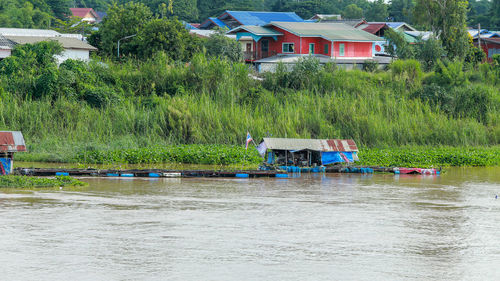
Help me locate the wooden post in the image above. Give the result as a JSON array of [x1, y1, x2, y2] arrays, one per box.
[[478, 23, 481, 49]]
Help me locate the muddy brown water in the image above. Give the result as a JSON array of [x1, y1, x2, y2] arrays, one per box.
[[1, 167, 499, 280]]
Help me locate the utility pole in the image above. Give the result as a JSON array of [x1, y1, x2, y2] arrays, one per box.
[[478, 23, 481, 49], [117, 34, 137, 58]]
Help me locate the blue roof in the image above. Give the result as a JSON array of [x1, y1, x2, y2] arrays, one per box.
[[210, 17, 228, 28], [183, 22, 199, 30], [385, 22, 405, 29], [200, 17, 229, 29], [224, 11, 304, 26]]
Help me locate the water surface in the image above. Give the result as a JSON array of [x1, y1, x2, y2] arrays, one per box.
[[1, 167, 499, 280]]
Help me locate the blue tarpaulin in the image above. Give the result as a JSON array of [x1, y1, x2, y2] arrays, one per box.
[[0, 158, 12, 175], [321, 152, 356, 165], [267, 152, 274, 164]]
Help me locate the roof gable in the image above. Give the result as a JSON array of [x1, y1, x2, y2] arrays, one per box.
[[70, 8, 98, 19], [200, 17, 229, 29], [358, 23, 388, 34]]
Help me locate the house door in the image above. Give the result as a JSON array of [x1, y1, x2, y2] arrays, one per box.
[[261, 40, 269, 58], [245, 43, 252, 60], [309, 43, 315, 54]]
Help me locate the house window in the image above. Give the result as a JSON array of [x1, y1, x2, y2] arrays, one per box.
[[339, 43, 345, 56], [309, 43, 315, 54], [324, 44, 329, 55], [261, 40, 269, 52], [282, 43, 294, 53]]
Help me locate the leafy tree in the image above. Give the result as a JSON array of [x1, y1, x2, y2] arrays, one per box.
[[389, 0, 413, 23], [0, 1, 52, 28], [204, 29, 242, 61], [413, 0, 470, 60], [365, 0, 388, 22], [93, 2, 153, 57], [0, 41, 63, 99], [274, 1, 334, 19], [343, 4, 363, 19], [135, 18, 202, 61], [45, 0, 71, 20], [75, 0, 110, 11], [143, 0, 199, 22], [492, 0, 500, 29], [53, 17, 94, 34], [468, 0, 492, 28], [415, 37, 445, 70], [384, 28, 415, 59]]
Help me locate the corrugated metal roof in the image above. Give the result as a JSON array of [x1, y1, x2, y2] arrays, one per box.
[[210, 17, 228, 28], [0, 28, 61, 37], [358, 23, 387, 34], [0, 34, 15, 49], [0, 131, 26, 152], [228, 25, 283, 36], [405, 31, 434, 41], [316, 19, 365, 27], [5, 36, 97, 50], [199, 17, 229, 29], [267, 22, 382, 42], [309, 14, 342, 21], [226, 11, 304, 26], [263, 138, 358, 152]]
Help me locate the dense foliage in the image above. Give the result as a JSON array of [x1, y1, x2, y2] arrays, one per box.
[[358, 146, 500, 167], [0, 0, 497, 30], [0, 175, 87, 188], [76, 144, 262, 164], [0, 40, 499, 165]]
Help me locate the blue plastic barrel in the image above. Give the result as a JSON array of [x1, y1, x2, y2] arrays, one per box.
[[275, 173, 288, 178], [148, 173, 160, 177], [235, 173, 249, 178]]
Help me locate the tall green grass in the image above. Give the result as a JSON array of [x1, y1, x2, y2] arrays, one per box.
[[0, 52, 499, 164]]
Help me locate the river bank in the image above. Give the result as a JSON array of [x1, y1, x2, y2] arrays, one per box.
[[13, 145, 500, 168]]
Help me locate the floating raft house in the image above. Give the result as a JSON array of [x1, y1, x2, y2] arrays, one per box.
[[261, 138, 359, 169], [0, 131, 26, 175]]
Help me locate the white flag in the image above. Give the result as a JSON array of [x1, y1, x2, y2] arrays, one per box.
[[256, 141, 267, 157]]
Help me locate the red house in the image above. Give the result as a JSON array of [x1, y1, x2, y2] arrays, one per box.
[[228, 22, 383, 65], [70, 8, 99, 23], [476, 38, 500, 62]]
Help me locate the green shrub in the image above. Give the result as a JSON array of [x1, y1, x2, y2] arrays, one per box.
[[362, 60, 378, 72]]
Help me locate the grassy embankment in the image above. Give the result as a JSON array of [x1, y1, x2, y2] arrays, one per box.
[[0, 175, 87, 188], [1, 52, 499, 167]]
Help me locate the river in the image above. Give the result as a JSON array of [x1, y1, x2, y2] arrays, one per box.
[[1, 167, 499, 280]]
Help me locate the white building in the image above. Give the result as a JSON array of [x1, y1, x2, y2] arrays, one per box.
[[0, 28, 96, 63]]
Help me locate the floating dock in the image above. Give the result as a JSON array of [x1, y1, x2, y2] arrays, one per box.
[[13, 166, 439, 178], [14, 168, 289, 178]]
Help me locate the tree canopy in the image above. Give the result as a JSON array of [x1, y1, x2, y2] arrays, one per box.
[[0, 0, 496, 30]]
